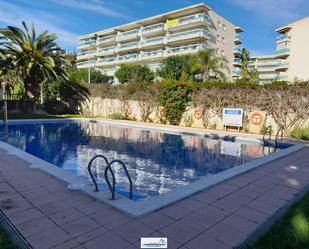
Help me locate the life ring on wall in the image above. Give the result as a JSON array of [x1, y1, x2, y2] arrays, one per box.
[[194, 108, 204, 120], [124, 105, 132, 116], [160, 107, 165, 117], [250, 112, 264, 126]]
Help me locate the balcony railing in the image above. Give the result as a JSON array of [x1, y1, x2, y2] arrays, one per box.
[[140, 50, 164, 59], [97, 57, 116, 65], [117, 29, 139, 41], [234, 34, 243, 43], [77, 50, 97, 58], [233, 58, 242, 64], [140, 37, 165, 47], [141, 23, 165, 34], [277, 75, 288, 81], [76, 61, 96, 67], [233, 47, 242, 54], [167, 43, 208, 55], [97, 46, 116, 55], [118, 41, 139, 51], [97, 35, 116, 44], [276, 35, 291, 42], [78, 40, 96, 48], [179, 13, 211, 26], [276, 47, 290, 55], [118, 53, 139, 62], [167, 29, 211, 42]]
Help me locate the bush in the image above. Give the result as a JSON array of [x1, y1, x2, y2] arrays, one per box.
[[290, 127, 309, 140], [158, 55, 192, 80], [158, 81, 192, 125], [115, 64, 154, 84], [109, 112, 125, 120], [68, 69, 109, 84]]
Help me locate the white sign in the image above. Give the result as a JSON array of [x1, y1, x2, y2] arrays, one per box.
[[223, 108, 243, 127], [141, 238, 168, 248]]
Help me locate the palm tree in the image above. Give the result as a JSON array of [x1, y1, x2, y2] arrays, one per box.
[[190, 49, 229, 81], [0, 22, 68, 111]]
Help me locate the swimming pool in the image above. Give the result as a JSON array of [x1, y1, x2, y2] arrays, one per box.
[[0, 120, 288, 201]]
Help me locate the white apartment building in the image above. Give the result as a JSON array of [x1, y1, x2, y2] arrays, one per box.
[[76, 3, 244, 83], [250, 17, 309, 84]]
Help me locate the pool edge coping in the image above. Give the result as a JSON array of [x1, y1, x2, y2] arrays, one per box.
[[0, 119, 306, 217]]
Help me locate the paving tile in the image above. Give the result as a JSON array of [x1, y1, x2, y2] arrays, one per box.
[[210, 198, 244, 214], [76, 227, 109, 244], [0, 196, 33, 215], [246, 200, 280, 215], [255, 194, 287, 208], [52, 239, 80, 249], [191, 191, 218, 204], [139, 212, 174, 230], [76, 201, 109, 215], [38, 199, 73, 215], [147, 231, 182, 249], [176, 198, 205, 211], [221, 214, 259, 236], [205, 223, 246, 247], [234, 207, 269, 225], [61, 216, 101, 238], [16, 216, 57, 237], [160, 221, 201, 244], [185, 233, 230, 249], [83, 231, 130, 249], [90, 208, 131, 229], [159, 204, 191, 220], [27, 227, 71, 249], [114, 220, 154, 243], [196, 205, 228, 222], [50, 208, 85, 225], [180, 212, 218, 232], [206, 184, 238, 198], [7, 207, 44, 225]]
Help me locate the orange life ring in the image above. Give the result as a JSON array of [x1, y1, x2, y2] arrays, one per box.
[[124, 105, 132, 116], [194, 108, 204, 120], [250, 112, 264, 125], [160, 108, 165, 117]]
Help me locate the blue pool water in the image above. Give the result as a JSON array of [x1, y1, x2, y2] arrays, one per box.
[[0, 121, 286, 200]]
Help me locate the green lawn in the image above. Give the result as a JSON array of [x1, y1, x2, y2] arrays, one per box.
[[1, 113, 91, 120], [248, 192, 309, 249], [0, 225, 18, 249]]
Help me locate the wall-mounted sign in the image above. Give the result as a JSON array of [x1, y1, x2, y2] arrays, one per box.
[[223, 108, 243, 128], [166, 18, 179, 27]]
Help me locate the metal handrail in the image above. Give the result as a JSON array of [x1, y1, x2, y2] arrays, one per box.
[[104, 159, 133, 200], [87, 155, 115, 193]]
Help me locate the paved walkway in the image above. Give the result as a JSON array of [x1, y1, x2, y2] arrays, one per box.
[[0, 146, 309, 249]]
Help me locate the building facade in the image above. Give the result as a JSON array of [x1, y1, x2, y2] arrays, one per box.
[[250, 17, 309, 84], [76, 3, 244, 83]]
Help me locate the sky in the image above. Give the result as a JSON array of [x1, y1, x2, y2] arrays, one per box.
[[0, 0, 308, 56]]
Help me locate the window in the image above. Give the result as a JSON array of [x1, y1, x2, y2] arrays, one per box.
[[218, 21, 221, 29], [217, 35, 220, 42], [222, 37, 225, 44], [216, 48, 220, 55], [221, 50, 225, 56], [223, 24, 227, 31]]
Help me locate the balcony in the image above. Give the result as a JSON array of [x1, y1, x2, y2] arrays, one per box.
[[97, 46, 116, 56], [233, 58, 242, 67], [234, 34, 243, 44], [140, 37, 164, 48], [275, 60, 289, 71], [276, 35, 291, 43], [233, 68, 241, 77], [117, 29, 139, 41], [77, 40, 96, 49], [118, 53, 139, 63], [233, 47, 242, 55], [76, 60, 96, 68], [275, 47, 290, 58], [77, 50, 96, 60], [97, 57, 116, 66], [140, 50, 164, 60], [166, 13, 211, 30], [141, 23, 165, 36], [167, 43, 208, 55], [277, 75, 288, 81], [97, 35, 116, 46], [118, 41, 139, 52], [167, 29, 211, 43]]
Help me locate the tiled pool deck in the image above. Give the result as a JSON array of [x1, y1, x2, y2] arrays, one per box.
[[0, 145, 309, 249]]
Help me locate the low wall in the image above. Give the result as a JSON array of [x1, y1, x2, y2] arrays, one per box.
[[81, 97, 309, 135]]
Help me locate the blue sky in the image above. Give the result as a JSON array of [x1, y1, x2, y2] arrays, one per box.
[[0, 0, 308, 55]]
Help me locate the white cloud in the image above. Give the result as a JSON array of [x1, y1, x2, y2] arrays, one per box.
[[229, 0, 305, 22], [0, 0, 79, 48], [49, 0, 124, 18]]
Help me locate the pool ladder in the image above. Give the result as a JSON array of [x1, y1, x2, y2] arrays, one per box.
[[87, 155, 133, 200]]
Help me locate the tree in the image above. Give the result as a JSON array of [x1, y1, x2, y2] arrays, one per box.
[[0, 22, 68, 111], [69, 69, 110, 84], [240, 48, 259, 83], [115, 64, 154, 84], [158, 55, 191, 81], [190, 49, 229, 81]]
